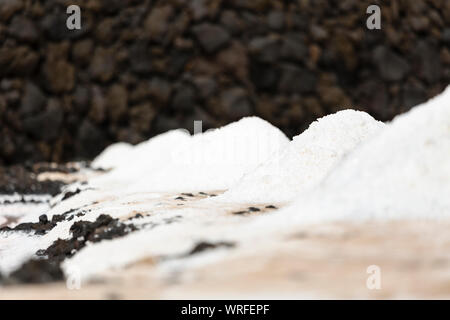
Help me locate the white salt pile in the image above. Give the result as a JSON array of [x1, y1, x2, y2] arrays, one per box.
[[91, 117, 289, 193], [273, 85, 450, 224], [0, 232, 43, 275], [220, 110, 385, 204], [91, 142, 133, 169], [57, 111, 387, 280], [5, 87, 450, 283], [88, 129, 191, 189]]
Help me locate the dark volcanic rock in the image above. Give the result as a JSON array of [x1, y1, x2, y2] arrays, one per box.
[[145, 5, 174, 43], [20, 82, 47, 116], [188, 241, 235, 256], [249, 36, 281, 63], [42, 42, 75, 93], [3, 214, 138, 285], [443, 28, 450, 44], [220, 10, 243, 35], [1, 216, 57, 235], [0, 1, 448, 165], [193, 76, 217, 99], [7, 260, 64, 284], [172, 83, 197, 111], [76, 120, 108, 159], [72, 39, 94, 66], [373, 46, 410, 82], [281, 34, 308, 62], [221, 87, 253, 120], [107, 84, 128, 123], [279, 64, 317, 94], [250, 62, 279, 90], [43, 59, 75, 93], [192, 23, 230, 53], [41, 10, 85, 40], [0, 0, 23, 22], [73, 86, 91, 113], [0, 46, 39, 76], [129, 42, 152, 74], [90, 47, 116, 82], [130, 103, 156, 133], [8, 15, 38, 42], [402, 81, 427, 110], [267, 10, 285, 31], [414, 40, 441, 84], [22, 100, 64, 141], [95, 18, 117, 44], [61, 188, 83, 201], [148, 77, 172, 105], [69, 215, 134, 244], [0, 164, 69, 196]]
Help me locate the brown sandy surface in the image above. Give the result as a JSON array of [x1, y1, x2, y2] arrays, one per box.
[[2, 219, 450, 299]]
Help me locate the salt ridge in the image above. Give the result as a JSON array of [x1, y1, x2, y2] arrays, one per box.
[[91, 142, 133, 169], [265, 85, 450, 225], [4, 88, 450, 281], [63, 88, 450, 279], [220, 110, 385, 204], [92, 117, 289, 193]]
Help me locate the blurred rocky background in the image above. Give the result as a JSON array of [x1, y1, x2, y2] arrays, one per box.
[[0, 0, 449, 164]]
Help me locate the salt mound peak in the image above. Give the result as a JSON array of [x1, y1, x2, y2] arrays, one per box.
[[126, 116, 289, 192], [92, 142, 133, 169], [175, 116, 288, 166], [221, 109, 385, 204], [92, 116, 289, 193], [278, 85, 450, 224], [219, 116, 284, 133], [90, 129, 191, 188]]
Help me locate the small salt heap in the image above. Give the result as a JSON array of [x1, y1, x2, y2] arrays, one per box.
[[221, 110, 385, 204], [92, 129, 191, 173], [276, 85, 450, 224], [91, 117, 289, 193], [91, 142, 133, 170]]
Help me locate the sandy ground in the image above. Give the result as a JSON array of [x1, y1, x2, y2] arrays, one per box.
[[2, 164, 449, 299], [2, 219, 450, 299]]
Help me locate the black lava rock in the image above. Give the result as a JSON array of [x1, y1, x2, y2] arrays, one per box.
[[192, 23, 231, 53], [0, 1, 448, 165]]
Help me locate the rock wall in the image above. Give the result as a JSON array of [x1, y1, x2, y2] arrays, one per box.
[[0, 0, 449, 164]]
